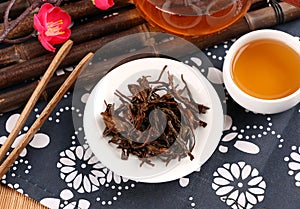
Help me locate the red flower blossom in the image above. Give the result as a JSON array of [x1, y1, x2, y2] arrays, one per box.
[[34, 3, 71, 52], [92, 0, 115, 10]]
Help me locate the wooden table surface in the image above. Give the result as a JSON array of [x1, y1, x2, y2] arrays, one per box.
[[0, 183, 48, 209]]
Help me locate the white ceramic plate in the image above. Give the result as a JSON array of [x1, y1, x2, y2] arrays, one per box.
[[83, 57, 223, 183]]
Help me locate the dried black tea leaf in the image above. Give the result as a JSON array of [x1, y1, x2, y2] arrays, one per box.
[[101, 65, 209, 166]]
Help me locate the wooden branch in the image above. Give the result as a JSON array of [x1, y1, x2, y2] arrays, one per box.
[[0, 0, 133, 40], [0, 9, 145, 66], [0, 74, 69, 113], [1, 2, 300, 112], [0, 0, 31, 22], [0, 0, 265, 67], [0, 25, 148, 90], [0, 0, 267, 66], [249, 0, 268, 11], [1, 2, 300, 91]]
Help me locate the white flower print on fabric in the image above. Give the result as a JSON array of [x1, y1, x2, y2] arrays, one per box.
[[57, 145, 128, 193], [212, 162, 266, 209], [190, 57, 202, 66], [105, 168, 128, 184], [285, 146, 300, 187], [219, 115, 260, 155], [179, 177, 190, 188], [188, 57, 223, 85], [41, 189, 90, 209], [207, 67, 223, 84], [0, 114, 50, 157], [6, 182, 25, 194], [178, 166, 200, 188], [204, 42, 229, 64]]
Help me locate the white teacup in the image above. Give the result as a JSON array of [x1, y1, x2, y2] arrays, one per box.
[[223, 29, 300, 114]]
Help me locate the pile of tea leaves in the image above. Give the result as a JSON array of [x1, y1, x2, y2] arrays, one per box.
[[101, 66, 209, 166]]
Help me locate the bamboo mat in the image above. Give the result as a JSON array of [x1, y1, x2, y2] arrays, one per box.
[[0, 183, 48, 209]]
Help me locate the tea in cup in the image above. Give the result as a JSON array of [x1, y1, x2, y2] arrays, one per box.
[[223, 29, 300, 114]]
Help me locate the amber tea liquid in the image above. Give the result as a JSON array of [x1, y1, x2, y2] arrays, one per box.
[[232, 39, 300, 100], [134, 0, 251, 36]]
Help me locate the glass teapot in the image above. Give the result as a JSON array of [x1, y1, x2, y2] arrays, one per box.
[[134, 0, 252, 36]]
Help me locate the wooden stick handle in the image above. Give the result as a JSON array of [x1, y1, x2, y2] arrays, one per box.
[[0, 52, 94, 179], [0, 40, 73, 163], [244, 2, 300, 30]]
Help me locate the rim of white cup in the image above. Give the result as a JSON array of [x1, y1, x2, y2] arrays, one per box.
[[223, 29, 300, 114]]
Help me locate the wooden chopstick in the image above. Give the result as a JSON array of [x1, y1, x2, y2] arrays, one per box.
[[0, 52, 94, 179], [0, 40, 73, 163]]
